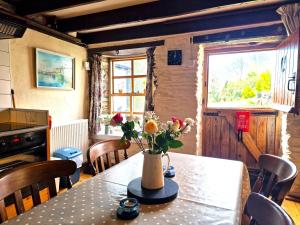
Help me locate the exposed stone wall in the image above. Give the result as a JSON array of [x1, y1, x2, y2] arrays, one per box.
[[154, 35, 202, 155], [282, 113, 300, 197], [101, 57, 110, 115]]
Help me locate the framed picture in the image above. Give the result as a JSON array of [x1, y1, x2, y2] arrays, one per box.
[[36, 48, 75, 90]]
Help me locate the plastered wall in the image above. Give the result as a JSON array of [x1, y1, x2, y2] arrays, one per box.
[[9, 29, 89, 124]]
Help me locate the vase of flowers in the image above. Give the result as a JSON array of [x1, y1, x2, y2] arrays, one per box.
[[110, 112, 194, 190]]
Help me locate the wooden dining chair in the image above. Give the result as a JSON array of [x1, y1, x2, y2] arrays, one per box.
[[87, 139, 131, 174], [0, 160, 76, 223], [245, 192, 294, 225], [252, 154, 297, 205]]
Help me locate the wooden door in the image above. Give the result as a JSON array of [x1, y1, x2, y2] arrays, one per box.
[[272, 29, 300, 113], [201, 31, 300, 167], [202, 109, 281, 168]]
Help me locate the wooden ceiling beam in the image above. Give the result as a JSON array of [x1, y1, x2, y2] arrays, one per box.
[[78, 5, 283, 44], [193, 24, 287, 43], [14, 0, 102, 16], [57, 0, 259, 32], [88, 40, 165, 55]]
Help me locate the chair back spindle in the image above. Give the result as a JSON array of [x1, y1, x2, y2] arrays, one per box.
[[252, 154, 297, 205], [0, 160, 76, 223], [87, 139, 130, 174]]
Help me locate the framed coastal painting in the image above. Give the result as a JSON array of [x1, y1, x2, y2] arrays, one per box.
[[36, 48, 75, 90]]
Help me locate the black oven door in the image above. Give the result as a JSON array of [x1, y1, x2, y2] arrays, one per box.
[[0, 142, 47, 173]]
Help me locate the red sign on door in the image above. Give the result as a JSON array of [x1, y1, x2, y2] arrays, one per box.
[[236, 111, 250, 132]]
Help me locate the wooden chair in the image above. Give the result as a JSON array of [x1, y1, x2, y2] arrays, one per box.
[[87, 139, 131, 174], [245, 192, 294, 225], [0, 160, 76, 223], [252, 154, 297, 205]]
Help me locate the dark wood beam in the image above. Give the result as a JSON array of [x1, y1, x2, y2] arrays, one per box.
[[57, 0, 259, 32], [15, 0, 102, 16], [193, 24, 287, 43], [88, 40, 165, 55], [0, 9, 85, 47], [78, 5, 283, 44]]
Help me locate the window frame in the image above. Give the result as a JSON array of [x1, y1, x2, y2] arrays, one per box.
[[110, 56, 147, 115], [203, 43, 279, 111]]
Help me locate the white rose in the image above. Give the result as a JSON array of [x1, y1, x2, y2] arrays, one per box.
[[161, 123, 168, 130], [134, 116, 140, 123], [167, 121, 173, 128], [184, 118, 195, 126], [127, 115, 134, 122]]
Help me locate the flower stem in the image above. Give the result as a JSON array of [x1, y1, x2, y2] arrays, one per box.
[[133, 137, 145, 152], [152, 134, 155, 154]]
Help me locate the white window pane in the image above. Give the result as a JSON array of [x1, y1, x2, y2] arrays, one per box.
[[134, 59, 147, 75], [207, 50, 276, 108], [134, 77, 146, 94], [114, 78, 132, 93], [133, 96, 145, 113], [113, 60, 132, 76], [113, 96, 130, 112]]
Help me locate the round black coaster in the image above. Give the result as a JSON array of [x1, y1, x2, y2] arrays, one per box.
[[127, 177, 179, 204]]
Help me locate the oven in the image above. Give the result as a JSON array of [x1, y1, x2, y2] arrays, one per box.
[[0, 124, 47, 173], [0, 124, 47, 205]]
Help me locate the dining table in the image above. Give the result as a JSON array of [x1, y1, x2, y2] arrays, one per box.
[[3, 152, 251, 225]]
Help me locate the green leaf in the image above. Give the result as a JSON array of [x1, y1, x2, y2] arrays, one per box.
[[161, 144, 169, 154], [129, 121, 135, 129], [156, 133, 167, 146], [132, 130, 138, 138], [169, 140, 183, 148], [142, 132, 148, 139]]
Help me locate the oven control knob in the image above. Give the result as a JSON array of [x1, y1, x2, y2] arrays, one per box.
[[25, 137, 33, 142], [0, 142, 6, 147]]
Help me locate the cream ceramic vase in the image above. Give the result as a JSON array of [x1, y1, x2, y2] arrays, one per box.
[[141, 151, 170, 190]]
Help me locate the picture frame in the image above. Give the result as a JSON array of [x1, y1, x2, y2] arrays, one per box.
[[36, 48, 75, 90]]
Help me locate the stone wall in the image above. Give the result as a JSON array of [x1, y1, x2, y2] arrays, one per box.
[[98, 35, 203, 155], [282, 113, 300, 197], [154, 35, 202, 155]]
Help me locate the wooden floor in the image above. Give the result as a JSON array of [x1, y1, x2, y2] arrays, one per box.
[[282, 199, 300, 225]]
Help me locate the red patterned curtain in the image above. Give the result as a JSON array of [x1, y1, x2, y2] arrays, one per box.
[[89, 54, 102, 136], [144, 47, 157, 111]]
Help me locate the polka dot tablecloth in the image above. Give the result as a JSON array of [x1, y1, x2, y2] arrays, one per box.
[[4, 153, 250, 225]]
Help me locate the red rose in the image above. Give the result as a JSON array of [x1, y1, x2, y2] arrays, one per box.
[[171, 116, 184, 128], [111, 113, 123, 126]]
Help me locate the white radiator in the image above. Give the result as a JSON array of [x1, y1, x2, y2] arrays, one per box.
[[50, 119, 89, 162]]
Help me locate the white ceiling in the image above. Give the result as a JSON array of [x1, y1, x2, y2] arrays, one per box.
[[44, 0, 157, 19]]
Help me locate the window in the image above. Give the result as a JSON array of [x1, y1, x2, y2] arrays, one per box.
[[110, 57, 147, 115], [206, 50, 276, 108]]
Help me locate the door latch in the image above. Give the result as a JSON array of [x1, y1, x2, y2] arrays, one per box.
[[287, 72, 296, 93]]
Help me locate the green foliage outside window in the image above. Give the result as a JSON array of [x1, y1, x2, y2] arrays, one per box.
[[207, 50, 275, 108]]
